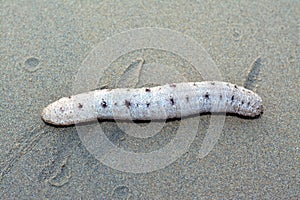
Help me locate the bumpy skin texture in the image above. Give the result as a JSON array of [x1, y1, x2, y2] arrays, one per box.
[[41, 81, 263, 126]]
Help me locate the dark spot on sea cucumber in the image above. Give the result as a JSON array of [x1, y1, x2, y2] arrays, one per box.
[[234, 85, 238, 89], [170, 97, 175, 105], [146, 102, 150, 107], [159, 87, 161, 90], [78, 103, 83, 109], [204, 92, 209, 99], [101, 100, 107, 108], [247, 102, 251, 106], [99, 85, 108, 90], [60, 107, 64, 112], [220, 95, 222, 99], [231, 95, 235, 101], [193, 83, 197, 86], [125, 100, 131, 108], [170, 83, 176, 87], [186, 96, 189, 102], [241, 101, 244, 104], [145, 88, 151, 92], [114, 102, 118, 106], [211, 82, 215, 85], [136, 103, 139, 107], [68, 96, 71, 99]]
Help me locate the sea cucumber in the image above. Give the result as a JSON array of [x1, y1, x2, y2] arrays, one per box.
[[41, 81, 263, 126]]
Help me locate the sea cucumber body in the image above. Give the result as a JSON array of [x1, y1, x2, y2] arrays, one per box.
[[42, 81, 263, 125]]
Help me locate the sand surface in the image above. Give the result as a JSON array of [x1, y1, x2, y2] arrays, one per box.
[[1, 1, 299, 199]]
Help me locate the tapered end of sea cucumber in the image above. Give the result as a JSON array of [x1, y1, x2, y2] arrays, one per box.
[[242, 97, 263, 117], [41, 99, 74, 126], [41, 105, 60, 125], [254, 97, 264, 117]]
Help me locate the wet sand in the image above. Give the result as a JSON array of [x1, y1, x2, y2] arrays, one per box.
[[1, 1, 299, 199]]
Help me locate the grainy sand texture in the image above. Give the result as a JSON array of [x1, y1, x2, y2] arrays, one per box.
[[1, 1, 299, 199]]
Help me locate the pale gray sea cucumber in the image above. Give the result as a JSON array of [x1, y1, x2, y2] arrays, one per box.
[[41, 81, 263, 126]]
